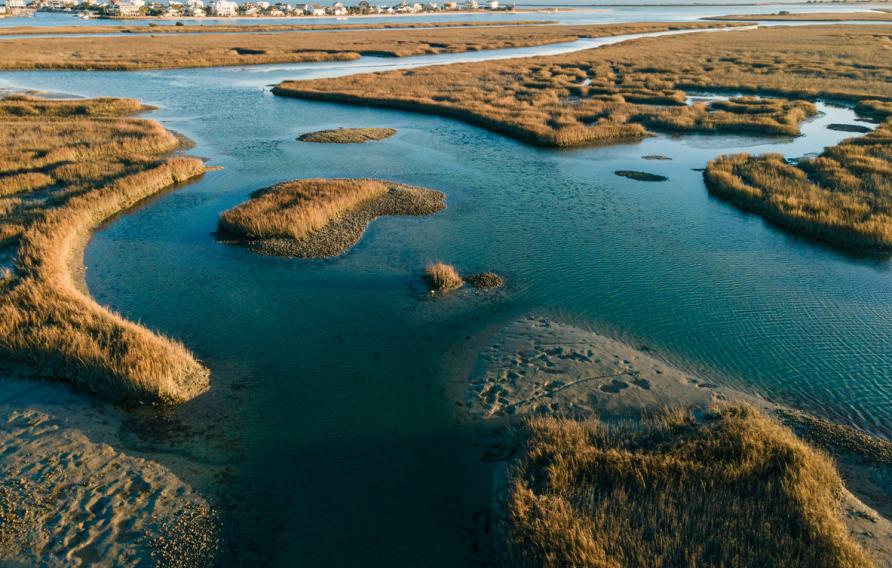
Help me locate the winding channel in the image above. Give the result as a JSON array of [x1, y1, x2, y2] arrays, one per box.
[[1, 23, 890, 565]]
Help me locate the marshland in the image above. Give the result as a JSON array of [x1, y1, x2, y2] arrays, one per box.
[[1, 11, 892, 568]]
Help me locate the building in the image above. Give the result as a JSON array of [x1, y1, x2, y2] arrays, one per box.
[[485, 0, 496, 8], [462, 0, 477, 8], [209, 0, 237, 15]]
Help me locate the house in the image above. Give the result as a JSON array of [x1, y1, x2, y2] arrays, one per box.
[[485, 0, 496, 8], [442, 1, 456, 8], [306, 2, 323, 15], [209, 0, 237, 15], [462, 0, 477, 8], [326, 1, 345, 15]]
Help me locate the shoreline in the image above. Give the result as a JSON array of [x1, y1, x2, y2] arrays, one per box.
[[469, 314, 892, 565]]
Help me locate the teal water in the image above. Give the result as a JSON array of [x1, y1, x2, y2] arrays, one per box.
[[2, 39, 891, 565]]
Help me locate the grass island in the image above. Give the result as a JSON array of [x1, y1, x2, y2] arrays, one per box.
[[217, 178, 446, 258]]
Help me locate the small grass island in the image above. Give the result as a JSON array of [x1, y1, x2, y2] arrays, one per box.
[[217, 178, 445, 258], [298, 127, 396, 144]]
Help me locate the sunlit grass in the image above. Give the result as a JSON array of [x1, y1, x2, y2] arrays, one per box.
[[0, 95, 208, 403], [499, 405, 872, 567]]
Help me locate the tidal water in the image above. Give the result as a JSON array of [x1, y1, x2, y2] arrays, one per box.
[[2, 29, 891, 566]]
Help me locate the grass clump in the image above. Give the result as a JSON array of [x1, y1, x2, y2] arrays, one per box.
[[704, 119, 892, 251], [274, 25, 890, 147], [218, 178, 445, 258], [424, 262, 463, 292], [298, 127, 396, 144], [499, 405, 873, 567], [0, 95, 208, 403]]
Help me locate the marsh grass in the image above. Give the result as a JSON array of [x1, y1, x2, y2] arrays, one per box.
[[499, 405, 872, 567], [0, 22, 732, 71], [0, 95, 208, 403], [219, 178, 390, 241], [274, 25, 889, 147], [298, 127, 396, 143], [424, 262, 463, 292], [704, 119, 892, 251]]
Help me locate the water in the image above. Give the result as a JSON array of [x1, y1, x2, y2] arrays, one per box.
[[1, 26, 891, 566]]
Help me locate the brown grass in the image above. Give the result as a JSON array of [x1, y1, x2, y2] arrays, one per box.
[[0, 95, 209, 403], [218, 178, 446, 258], [424, 262, 463, 291], [0, 22, 738, 71], [499, 405, 872, 567], [298, 127, 396, 143], [704, 116, 892, 251], [274, 25, 890, 147], [708, 11, 892, 22], [219, 178, 389, 241], [0, 20, 555, 35]]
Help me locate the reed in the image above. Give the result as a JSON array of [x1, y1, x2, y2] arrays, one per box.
[[219, 178, 389, 241], [424, 262, 463, 291], [498, 405, 872, 567], [0, 95, 209, 403], [0, 22, 735, 71], [704, 119, 892, 251], [274, 25, 890, 147]]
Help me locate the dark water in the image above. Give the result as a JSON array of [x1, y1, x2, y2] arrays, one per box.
[[2, 35, 891, 565]]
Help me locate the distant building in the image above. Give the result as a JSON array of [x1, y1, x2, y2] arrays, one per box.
[[6, 0, 27, 8], [485, 0, 496, 8], [462, 0, 477, 8], [208, 0, 236, 15]]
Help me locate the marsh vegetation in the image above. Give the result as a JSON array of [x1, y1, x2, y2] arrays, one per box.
[[274, 25, 889, 147], [0, 22, 731, 71], [423, 262, 463, 292], [217, 178, 445, 258], [298, 127, 396, 143], [499, 405, 873, 567], [0, 95, 208, 403], [705, 117, 892, 251]]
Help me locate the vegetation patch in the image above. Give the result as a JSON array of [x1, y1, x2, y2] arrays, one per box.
[[274, 25, 892, 147], [614, 170, 668, 182], [0, 95, 208, 403], [498, 405, 873, 567], [298, 127, 396, 144], [0, 22, 735, 71], [642, 154, 671, 160], [424, 262, 463, 292], [827, 123, 872, 134], [464, 271, 504, 290], [704, 117, 892, 252], [217, 178, 445, 258]]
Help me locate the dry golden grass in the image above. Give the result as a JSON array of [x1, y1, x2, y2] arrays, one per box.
[[499, 405, 873, 567], [219, 178, 390, 241], [0, 95, 208, 403], [274, 25, 890, 147], [0, 20, 554, 35], [424, 262, 463, 291], [0, 22, 735, 71], [298, 127, 396, 143], [704, 117, 892, 251], [708, 11, 892, 21]]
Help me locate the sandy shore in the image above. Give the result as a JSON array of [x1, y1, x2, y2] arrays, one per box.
[[0, 371, 218, 567], [468, 314, 892, 565]]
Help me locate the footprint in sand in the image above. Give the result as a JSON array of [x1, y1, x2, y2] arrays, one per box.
[[600, 379, 630, 394], [631, 378, 651, 390]]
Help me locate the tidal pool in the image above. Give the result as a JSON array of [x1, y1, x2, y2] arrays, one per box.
[[1, 42, 890, 565]]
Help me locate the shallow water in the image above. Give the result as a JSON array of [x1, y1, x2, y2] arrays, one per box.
[[2, 32, 891, 566]]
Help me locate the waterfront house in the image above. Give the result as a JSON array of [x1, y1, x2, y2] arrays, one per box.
[[208, 0, 237, 15]]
